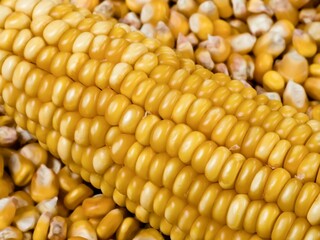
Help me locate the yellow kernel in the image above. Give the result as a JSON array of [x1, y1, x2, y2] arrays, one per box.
[[262, 70, 285, 94], [64, 184, 94, 210], [0, 197, 16, 229], [97, 208, 125, 239], [189, 13, 214, 41], [140, 0, 169, 25], [304, 77, 320, 101], [68, 220, 97, 240]]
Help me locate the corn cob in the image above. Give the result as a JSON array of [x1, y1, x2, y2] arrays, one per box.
[[0, 0, 320, 239], [1, 28, 317, 192]]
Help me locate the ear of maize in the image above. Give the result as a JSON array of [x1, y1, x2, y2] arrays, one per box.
[[0, 1, 320, 239]]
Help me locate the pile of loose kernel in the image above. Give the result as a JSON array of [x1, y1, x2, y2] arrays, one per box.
[[0, 111, 166, 240], [72, 0, 320, 120]]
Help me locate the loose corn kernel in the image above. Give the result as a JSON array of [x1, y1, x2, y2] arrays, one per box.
[[134, 228, 164, 240], [262, 92, 281, 103], [97, 208, 125, 239], [30, 164, 59, 203], [206, 35, 231, 63], [212, 0, 233, 18], [69, 206, 87, 223], [0, 226, 23, 240], [120, 12, 141, 30], [48, 216, 67, 240], [253, 31, 286, 58], [305, 21, 320, 43], [253, 52, 273, 83], [198, 1, 219, 21], [262, 70, 285, 94], [125, 0, 149, 13], [231, 0, 248, 19], [0, 197, 16, 230], [33, 212, 52, 240], [227, 53, 248, 81], [314, 53, 320, 64], [176, 0, 198, 17], [283, 80, 309, 112], [68, 237, 88, 240], [269, 0, 299, 25], [228, 33, 257, 54], [68, 220, 97, 240], [0, 125, 18, 148], [64, 184, 94, 210], [304, 77, 320, 101], [140, 0, 169, 25], [20, 230, 31, 239], [88, 217, 101, 230], [19, 143, 47, 167], [276, 50, 309, 84], [0, 172, 14, 198], [155, 21, 175, 48], [168, 10, 189, 38], [140, 23, 156, 38], [270, 19, 295, 43], [39, 198, 58, 217], [194, 47, 214, 70], [293, 29, 318, 58], [289, 0, 310, 8], [13, 205, 40, 232], [58, 166, 82, 192], [10, 190, 33, 209], [189, 13, 214, 41], [247, 13, 273, 36], [212, 19, 232, 38], [229, 19, 250, 34], [116, 217, 140, 240], [82, 195, 115, 218], [6, 149, 35, 187], [309, 64, 320, 78], [299, 8, 318, 24], [176, 34, 195, 61]]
